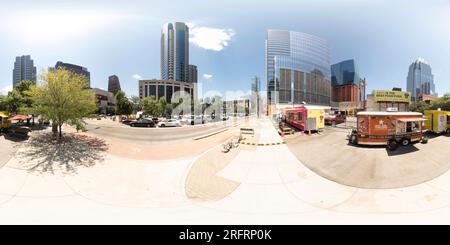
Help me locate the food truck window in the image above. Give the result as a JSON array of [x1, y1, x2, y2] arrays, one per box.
[[396, 121, 406, 134], [406, 122, 420, 133], [288, 113, 294, 121], [297, 112, 303, 121]]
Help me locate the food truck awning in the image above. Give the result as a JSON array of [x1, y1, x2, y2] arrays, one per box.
[[396, 117, 427, 122], [8, 115, 32, 121], [0, 114, 8, 118]]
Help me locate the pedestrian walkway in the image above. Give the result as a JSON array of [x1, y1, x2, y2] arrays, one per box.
[[239, 117, 285, 146]]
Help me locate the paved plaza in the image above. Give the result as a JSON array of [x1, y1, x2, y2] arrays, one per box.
[[1, 118, 450, 224]]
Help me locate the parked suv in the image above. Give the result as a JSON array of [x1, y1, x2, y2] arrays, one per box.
[[130, 118, 156, 127]]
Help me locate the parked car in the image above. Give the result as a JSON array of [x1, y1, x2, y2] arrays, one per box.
[[325, 113, 346, 125], [158, 119, 181, 127], [180, 115, 192, 125], [192, 115, 205, 125], [130, 118, 156, 127]]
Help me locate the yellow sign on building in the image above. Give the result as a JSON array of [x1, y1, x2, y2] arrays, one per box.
[[373, 90, 411, 103]]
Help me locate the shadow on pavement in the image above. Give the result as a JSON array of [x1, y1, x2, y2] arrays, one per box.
[[386, 144, 420, 156], [17, 133, 108, 174], [1, 133, 29, 142]]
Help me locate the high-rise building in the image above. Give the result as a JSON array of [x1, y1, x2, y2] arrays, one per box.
[[188, 65, 198, 84], [161, 22, 189, 83], [331, 59, 365, 103], [108, 75, 121, 95], [55, 61, 91, 88], [407, 58, 436, 103], [13, 55, 37, 88], [266, 30, 331, 115]]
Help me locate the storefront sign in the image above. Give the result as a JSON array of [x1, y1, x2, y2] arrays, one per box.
[[374, 90, 410, 103]]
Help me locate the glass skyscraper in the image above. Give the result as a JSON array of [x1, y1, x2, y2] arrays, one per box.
[[161, 22, 189, 83], [331, 59, 365, 102], [331, 59, 360, 86], [407, 58, 436, 102], [13, 55, 37, 88], [266, 30, 331, 106]]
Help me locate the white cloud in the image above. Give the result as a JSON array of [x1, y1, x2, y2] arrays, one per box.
[[203, 74, 213, 80], [1, 85, 12, 95], [188, 23, 235, 51], [132, 74, 142, 80]]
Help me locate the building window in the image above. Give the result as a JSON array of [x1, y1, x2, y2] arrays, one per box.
[[149, 85, 156, 97], [288, 113, 294, 121], [166, 86, 173, 103], [158, 85, 165, 99]]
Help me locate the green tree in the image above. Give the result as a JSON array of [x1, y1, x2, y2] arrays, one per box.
[[15, 80, 35, 118], [5, 90, 23, 114], [115, 91, 133, 115], [27, 68, 97, 138], [157, 97, 167, 117], [140, 96, 158, 116], [430, 94, 450, 111], [130, 96, 141, 113], [0, 95, 7, 111]]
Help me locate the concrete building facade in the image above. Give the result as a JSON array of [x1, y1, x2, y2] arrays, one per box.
[[139, 79, 197, 103], [188, 65, 198, 84]]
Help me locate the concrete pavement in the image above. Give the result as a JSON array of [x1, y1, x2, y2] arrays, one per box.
[[2, 117, 450, 224], [285, 127, 450, 189]]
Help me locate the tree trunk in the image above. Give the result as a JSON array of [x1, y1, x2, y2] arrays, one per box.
[[59, 124, 62, 138], [52, 123, 58, 136]]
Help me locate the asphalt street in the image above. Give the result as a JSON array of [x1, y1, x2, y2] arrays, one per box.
[[84, 118, 243, 142]]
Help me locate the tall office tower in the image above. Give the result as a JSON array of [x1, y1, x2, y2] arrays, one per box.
[[55, 61, 91, 88], [331, 59, 364, 103], [161, 22, 189, 82], [108, 75, 121, 94], [266, 30, 331, 109], [407, 58, 437, 102], [188, 64, 198, 83], [13, 55, 37, 88]]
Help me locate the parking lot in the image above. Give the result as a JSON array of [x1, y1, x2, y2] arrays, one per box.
[[285, 126, 450, 189]]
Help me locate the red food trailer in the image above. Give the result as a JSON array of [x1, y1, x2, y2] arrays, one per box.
[[284, 105, 328, 133], [348, 111, 427, 151]]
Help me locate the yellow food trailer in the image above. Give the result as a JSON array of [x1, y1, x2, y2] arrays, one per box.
[[0, 111, 12, 130], [424, 110, 450, 134]]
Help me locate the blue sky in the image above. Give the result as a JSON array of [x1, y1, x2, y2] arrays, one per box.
[[1, 0, 449, 98]]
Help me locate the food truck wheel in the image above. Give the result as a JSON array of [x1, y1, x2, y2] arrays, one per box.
[[446, 129, 450, 134], [349, 135, 358, 145], [387, 140, 399, 151], [400, 138, 411, 146]]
